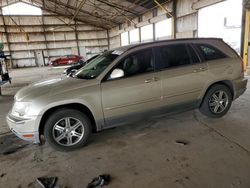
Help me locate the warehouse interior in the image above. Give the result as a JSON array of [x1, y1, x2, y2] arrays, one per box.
[[0, 0, 247, 68], [0, 0, 250, 187]]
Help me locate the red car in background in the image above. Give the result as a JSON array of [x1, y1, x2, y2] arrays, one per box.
[[49, 55, 83, 66]]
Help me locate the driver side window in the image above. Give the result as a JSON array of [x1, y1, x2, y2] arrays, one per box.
[[116, 49, 154, 78]]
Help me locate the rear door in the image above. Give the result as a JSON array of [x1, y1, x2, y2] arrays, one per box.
[[155, 43, 209, 109], [101, 48, 162, 127]]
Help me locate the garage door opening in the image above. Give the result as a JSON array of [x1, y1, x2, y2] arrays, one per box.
[[198, 0, 242, 54]]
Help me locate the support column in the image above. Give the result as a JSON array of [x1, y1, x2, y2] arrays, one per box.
[[242, 9, 250, 71], [128, 30, 130, 44], [107, 29, 110, 50], [153, 23, 156, 41], [1, 11, 13, 68], [139, 27, 141, 42], [74, 21, 80, 56], [172, 0, 177, 39], [41, 14, 48, 66]]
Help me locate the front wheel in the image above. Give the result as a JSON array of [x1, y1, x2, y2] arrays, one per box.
[[44, 109, 92, 151], [199, 84, 232, 118]]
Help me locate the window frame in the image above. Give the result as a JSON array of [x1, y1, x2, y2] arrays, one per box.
[[154, 43, 198, 71], [186, 44, 203, 64], [102, 47, 155, 82]]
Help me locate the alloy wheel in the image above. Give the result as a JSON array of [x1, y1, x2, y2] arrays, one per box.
[[208, 90, 229, 114], [52, 117, 84, 146]]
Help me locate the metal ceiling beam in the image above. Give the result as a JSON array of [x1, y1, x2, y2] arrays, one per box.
[[19, 0, 119, 27], [101, 1, 137, 27], [54, 0, 57, 12], [68, 0, 87, 25], [86, 1, 132, 18], [0, 0, 21, 8], [96, 0, 139, 16], [47, 0, 120, 25], [125, 0, 145, 11], [154, 0, 172, 17], [19, 0, 109, 29], [64, 0, 70, 14], [43, 7, 108, 29]]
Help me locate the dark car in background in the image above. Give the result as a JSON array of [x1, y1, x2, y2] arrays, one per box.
[[64, 54, 99, 75], [49, 55, 83, 66]]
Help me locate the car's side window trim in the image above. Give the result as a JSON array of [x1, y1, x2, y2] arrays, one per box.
[[187, 44, 202, 64], [190, 43, 206, 62], [101, 47, 155, 82]]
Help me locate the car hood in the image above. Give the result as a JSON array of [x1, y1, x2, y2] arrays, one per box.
[[15, 75, 93, 101]]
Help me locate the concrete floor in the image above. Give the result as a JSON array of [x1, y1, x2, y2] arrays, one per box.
[[0, 67, 250, 188]]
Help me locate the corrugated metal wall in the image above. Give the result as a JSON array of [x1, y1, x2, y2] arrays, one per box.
[[0, 10, 109, 68]]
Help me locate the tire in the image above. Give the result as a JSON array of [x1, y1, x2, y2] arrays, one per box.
[[44, 108, 92, 151], [199, 84, 232, 118]]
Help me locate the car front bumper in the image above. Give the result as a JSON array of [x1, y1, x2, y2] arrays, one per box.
[[6, 114, 40, 144]]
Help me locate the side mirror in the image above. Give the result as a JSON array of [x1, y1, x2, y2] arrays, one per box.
[[110, 68, 124, 80]]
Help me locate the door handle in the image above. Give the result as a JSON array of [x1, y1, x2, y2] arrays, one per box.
[[145, 77, 159, 83], [193, 67, 207, 73]]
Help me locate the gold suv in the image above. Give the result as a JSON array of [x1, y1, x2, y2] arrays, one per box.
[[7, 38, 248, 151]]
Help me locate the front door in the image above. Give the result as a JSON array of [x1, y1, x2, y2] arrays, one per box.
[[101, 48, 162, 127]]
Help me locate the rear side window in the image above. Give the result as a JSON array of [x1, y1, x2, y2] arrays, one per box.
[[195, 44, 226, 61], [155, 44, 191, 70]]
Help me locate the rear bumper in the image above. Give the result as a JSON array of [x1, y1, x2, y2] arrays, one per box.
[[235, 88, 247, 99], [234, 77, 248, 99], [6, 114, 40, 143]]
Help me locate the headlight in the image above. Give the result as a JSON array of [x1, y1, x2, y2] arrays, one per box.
[[12, 102, 31, 117]]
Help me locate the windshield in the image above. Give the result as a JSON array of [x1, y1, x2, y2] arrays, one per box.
[[75, 50, 121, 79]]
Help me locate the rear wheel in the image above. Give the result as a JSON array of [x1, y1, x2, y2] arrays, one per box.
[[199, 84, 232, 118], [44, 109, 91, 151]]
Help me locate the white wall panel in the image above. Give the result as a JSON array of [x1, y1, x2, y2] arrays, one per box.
[[176, 13, 198, 33]]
